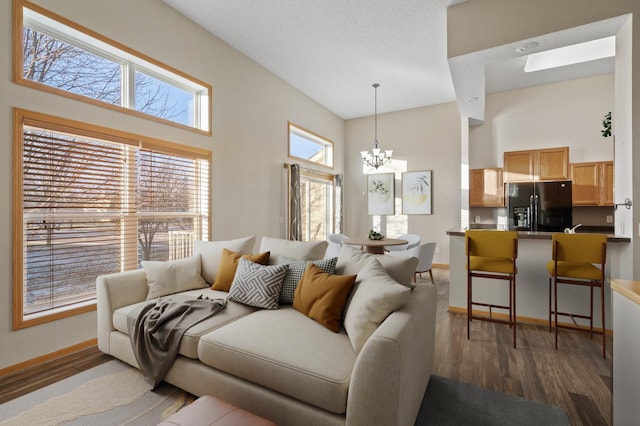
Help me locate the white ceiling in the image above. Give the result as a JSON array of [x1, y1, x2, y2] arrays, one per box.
[[162, 0, 621, 121]]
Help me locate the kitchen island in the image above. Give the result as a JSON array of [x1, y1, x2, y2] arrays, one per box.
[[447, 226, 630, 331]]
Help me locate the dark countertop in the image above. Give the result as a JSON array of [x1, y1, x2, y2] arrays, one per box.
[[446, 226, 630, 242]]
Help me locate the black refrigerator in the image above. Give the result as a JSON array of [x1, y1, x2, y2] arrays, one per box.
[[506, 181, 573, 232]]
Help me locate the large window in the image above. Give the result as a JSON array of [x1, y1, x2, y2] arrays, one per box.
[[13, 109, 210, 329], [14, 0, 211, 134]]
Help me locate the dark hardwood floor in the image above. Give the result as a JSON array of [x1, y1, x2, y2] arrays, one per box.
[[0, 268, 612, 425], [0, 344, 111, 404], [429, 268, 612, 426]]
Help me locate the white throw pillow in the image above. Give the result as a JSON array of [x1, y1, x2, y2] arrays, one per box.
[[259, 237, 328, 265], [194, 236, 256, 284], [335, 245, 418, 288], [343, 258, 412, 353], [228, 258, 289, 309], [142, 254, 208, 300]]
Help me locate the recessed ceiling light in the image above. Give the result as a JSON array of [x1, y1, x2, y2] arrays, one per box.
[[516, 42, 539, 53], [524, 36, 615, 73]]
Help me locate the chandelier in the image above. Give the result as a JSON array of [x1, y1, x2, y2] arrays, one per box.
[[361, 83, 392, 169]]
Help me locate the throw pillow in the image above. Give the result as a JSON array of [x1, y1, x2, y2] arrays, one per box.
[[259, 237, 328, 265], [343, 258, 412, 353], [194, 236, 256, 284], [212, 249, 270, 291], [279, 257, 338, 305], [142, 254, 208, 300], [335, 245, 419, 288], [293, 263, 357, 332], [228, 258, 289, 309]]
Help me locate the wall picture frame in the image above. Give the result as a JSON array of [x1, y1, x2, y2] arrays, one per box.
[[402, 170, 432, 214], [367, 173, 395, 215]]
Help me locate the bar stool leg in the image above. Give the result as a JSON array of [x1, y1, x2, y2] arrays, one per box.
[[467, 273, 471, 340], [512, 276, 516, 349], [590, 285, 594, 339], [548, 277, 552, 332], [554, 277, 559, 350], [601, 283, 606, 359], [508, 280, 512, 327]]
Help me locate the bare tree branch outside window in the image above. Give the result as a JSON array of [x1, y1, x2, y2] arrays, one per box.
[[23, 26, 189, 123]]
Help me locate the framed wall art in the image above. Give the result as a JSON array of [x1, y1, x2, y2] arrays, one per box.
[[367, 173, 394, 215], [402, 170, 432, 214]]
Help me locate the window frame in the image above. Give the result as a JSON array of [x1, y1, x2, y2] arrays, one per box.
[[13, 108, 212, 330], [288, 122, 334, 169], [13, 0, 212, 135]]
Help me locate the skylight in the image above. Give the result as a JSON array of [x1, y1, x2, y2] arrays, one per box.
[[524, 36, 615, 73]]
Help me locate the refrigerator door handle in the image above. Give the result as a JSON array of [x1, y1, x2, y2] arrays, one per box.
[[534, 194, 539, 231], [529, 195, 535, 231]]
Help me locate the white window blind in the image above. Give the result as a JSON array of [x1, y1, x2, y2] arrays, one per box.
[[15, 110, 210, 328]]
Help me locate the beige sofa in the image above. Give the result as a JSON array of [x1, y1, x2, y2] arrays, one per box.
[[97, 236, 437, 426]]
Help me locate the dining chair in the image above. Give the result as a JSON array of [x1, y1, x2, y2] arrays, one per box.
[[465, 229, 519, 348], [387, 242, 436, 284], [546, 233, 607, 358], [385, 233, 420, 252], [325, 233, 349, 258]]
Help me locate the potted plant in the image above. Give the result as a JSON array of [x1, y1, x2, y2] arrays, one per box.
[[601, 111, 612, 138]]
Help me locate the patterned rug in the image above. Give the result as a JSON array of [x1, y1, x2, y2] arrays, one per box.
[[0, 361, 571, 426], [0, 360, 194, 426]]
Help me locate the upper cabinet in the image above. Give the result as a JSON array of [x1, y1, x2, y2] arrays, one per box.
[[469, 168, 504, 207], [570, 161, 614, 206], [504, 147, 569, 182]]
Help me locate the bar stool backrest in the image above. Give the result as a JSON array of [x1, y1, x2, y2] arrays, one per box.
[[465, 230, 518, 259], [551, 233, 606, 265]]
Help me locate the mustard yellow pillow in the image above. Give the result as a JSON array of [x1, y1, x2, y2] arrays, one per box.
[[293, 263, 357, 332], [212, 249, 270, 291]]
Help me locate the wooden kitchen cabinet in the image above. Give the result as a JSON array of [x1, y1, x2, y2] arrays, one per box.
[[504, 147, 569, 182], [469, 168, 504, 207], [570, 161, 613, 206], [601, 161, 614, 205]]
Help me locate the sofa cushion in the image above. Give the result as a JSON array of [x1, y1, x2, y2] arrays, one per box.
[[194, 236, 256, 284], [293, 264, 357, 332], [228, 258, 288, 309], [335, 245, 419, 288], [198, 307, 356, 414], [212, 249, 270, 291], [112, 288, 256, 359], [279, 257, 338, 305], [343, 258, 412, 353], [142, 254, 208, 300], [258, 237, 328, 265]]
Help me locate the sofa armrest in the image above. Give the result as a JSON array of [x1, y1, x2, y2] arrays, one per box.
[[346, 282, 437, 426], [96, 269, 148, 354]]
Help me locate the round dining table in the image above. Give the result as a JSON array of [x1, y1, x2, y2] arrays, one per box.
[[343, 238, 408, 255]]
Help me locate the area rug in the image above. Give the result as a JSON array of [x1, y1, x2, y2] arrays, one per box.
[[416, 375, 571, 426], [0, 362, 571, 426], [0, 360, 194, 426]]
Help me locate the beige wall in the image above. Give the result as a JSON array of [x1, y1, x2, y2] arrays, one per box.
[[344, 103, 462, 265], [470, 74, 615, 168], [0, 0, 344, 369]]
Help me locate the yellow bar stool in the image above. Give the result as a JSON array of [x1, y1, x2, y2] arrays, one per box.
[[546, 233, 607, 359], [465, 230, 519, 348]]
